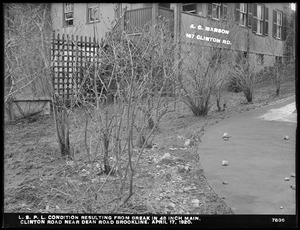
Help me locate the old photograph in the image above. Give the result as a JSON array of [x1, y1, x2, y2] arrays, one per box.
[[3, 2, 297, 227]]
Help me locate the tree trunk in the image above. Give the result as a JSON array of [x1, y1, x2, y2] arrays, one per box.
[[103, 133, 111, 174], [276, 86, 280, 97]]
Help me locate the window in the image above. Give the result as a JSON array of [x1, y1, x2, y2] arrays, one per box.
[[238, 3, 247, 26], [236, 3, 254, 27], [212, 3, 221, 20], [285, 45, 293, 63], [256, 4, 264, 34], [87, 3, 99, 23], [64, 3, 74, 26], [252, 4, 269, 36], [274, 10, 282, 39], [257, 54, 264, 65], [208, 3, 227, 20], [182, 3, 197, 14]]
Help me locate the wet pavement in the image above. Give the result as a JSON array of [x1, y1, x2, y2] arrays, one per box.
[[199, 96, 297, 214]]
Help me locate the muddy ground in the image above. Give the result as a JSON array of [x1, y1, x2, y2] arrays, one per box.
[[4, 75, 295, 214]]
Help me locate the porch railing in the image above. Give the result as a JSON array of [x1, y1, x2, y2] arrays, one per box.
[[158, 7, 174, 21], [158, 7, 174, 36], [117, 6, 174, 35], [124, 7, 152, 34]]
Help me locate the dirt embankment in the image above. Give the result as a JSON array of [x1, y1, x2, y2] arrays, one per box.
[[4, 77, 295, 214]]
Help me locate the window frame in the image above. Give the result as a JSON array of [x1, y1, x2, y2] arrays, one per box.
[[182, 3, 197, 14], [212, 3, 221, 20], [239, 3, 248, 26], [64, 3, 74, 27], [87, 3, 100, 23], [256, 4, 264, 35]]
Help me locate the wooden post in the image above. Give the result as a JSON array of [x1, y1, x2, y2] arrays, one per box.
[[152, 3, 158, 26]]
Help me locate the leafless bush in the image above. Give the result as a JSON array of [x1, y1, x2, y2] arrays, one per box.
[[178, 13, 238, 116], [4, 4, 52, 120], [60, 17, 180, 211], [179, 46, 232, 116], [229, 52, 265, 103]]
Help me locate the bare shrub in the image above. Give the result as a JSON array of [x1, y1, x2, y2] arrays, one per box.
[[229, 52, 264, 103], [4, 4, 52, 120], [59, 17, 180, 211]]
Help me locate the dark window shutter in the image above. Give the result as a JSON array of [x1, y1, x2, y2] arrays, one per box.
[[273, 10, 277, 38], [282, 13, 287, 40], [252, 17, 257, 33], [264, 20, 269, 36], [252, 4, 257, 33], [235, 3, 240, 22], [252, 3, 257, 17], [223, 4, 227, 17], [207, 3, 212, 18], [248, 3, 252, 27], [264, 7, 269, 35], [220, 4, 223, 18]]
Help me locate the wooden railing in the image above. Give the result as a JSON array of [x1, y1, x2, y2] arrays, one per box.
[[158, 7, 174, 21], [124, 7, 152, 34], [115, 6, 175, 34], [158, 7, 174, 35]]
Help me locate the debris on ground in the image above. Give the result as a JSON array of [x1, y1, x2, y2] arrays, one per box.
[[290, 173, 295, 177], [284, 135, 289, 140], [160, 153, 171, 160], [184, 139, 192, 147], [191, 199, 200, 207], [222, 133, 230, 141], [290, 185, 296, 190], [284, 177, 290, 181], [222, 160, 229, 166]]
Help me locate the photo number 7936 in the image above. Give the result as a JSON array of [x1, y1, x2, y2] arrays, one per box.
[[272, 218, 285, 223]]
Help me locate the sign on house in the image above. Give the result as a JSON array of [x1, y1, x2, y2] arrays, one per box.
[[186, 24, 231, 45]]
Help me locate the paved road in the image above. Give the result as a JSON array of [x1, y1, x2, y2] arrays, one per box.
[[199, 96, 296, 214]]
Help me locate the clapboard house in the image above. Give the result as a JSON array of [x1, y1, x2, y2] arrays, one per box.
[[51, 3, 295, 66]]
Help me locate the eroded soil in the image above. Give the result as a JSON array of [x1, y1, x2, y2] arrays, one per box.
[[4, 77, 295, 214]]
